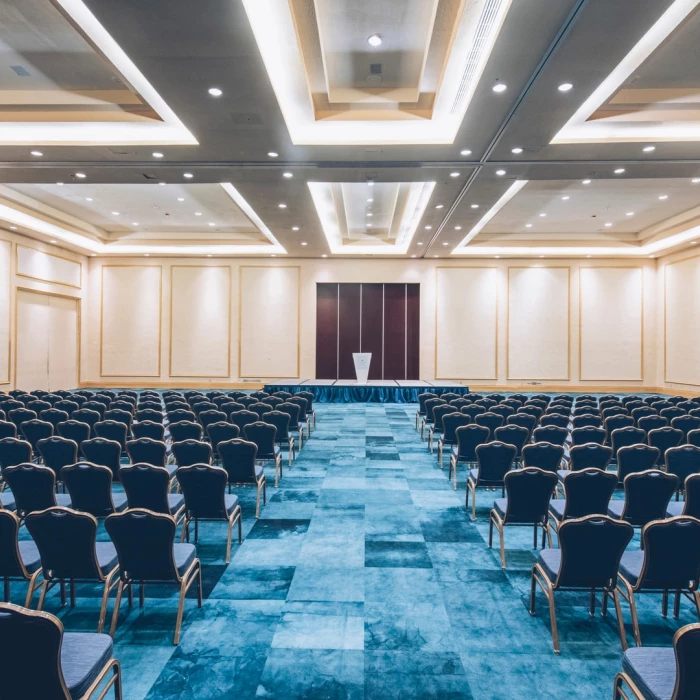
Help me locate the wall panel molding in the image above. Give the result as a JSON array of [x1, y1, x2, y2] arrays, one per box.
[[16, 245, 82, 289], [0, 239, 10, 384]]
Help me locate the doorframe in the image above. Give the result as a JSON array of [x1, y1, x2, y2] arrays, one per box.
[[15, 287, 81, 390]]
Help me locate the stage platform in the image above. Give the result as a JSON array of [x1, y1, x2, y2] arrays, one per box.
[[262, 379, 469, 403]]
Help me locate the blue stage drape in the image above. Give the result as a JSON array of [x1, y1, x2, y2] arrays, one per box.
[[262, 384, 470, 404]]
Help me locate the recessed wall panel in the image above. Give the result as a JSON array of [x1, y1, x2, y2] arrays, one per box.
[[508, 267, 570, 380], [239, 266, 300, 378], [665, 256, 700, 386], [170, 266, 231, 377], [101, 266, 162, 377], [316, 283, 339, 380], [436, 268, 497, 379], [16, 290, 50, 392], [580, 267, 643, 381], [0, 240, 9, 383], [16, 245, 81, 288]]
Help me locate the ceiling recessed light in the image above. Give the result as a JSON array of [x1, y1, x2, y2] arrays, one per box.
[[132, 222, 139, 226], [614, 168, 625, 174], [366, 223, 372, 228], [643, 145, 656, 153], [209, 222, 216, 226], [283, 172, 293, 178], [604, 222, 613, 227], [539, 213, 546, 217], [208, 87, 223, 97], [417, 242, 423, 246], [539, 255, 545, 258], [271, 254, 276, 257], [442, 242, 449, 246], [85, 197, 93, 202], [425, 225, 432, 230], [366, 198, 373, 203], [435, 204, 444, 209], [450, 172, 460, 178], [648, 255, 655, 259], [30, 150, 42, 156], [511, 147, 523, 154], [411, 255, 416, 258], [433, 255, 439, 258], [496, 169, 506, 176], [471, 204, 479, 209], [207, 254, 213, 257], [454, 226, 462, 230], [49, 239, 56, 244], [183, 173, 193, 179], [691, 241, 698, 245], [144, 253, 150, 257], [322, 254, 327, 258], [111, 211, 120, 216], [460, 149, 472, 156], [367, 34, 382, 47], [158, 182, 166, 186], [301, 241, 307, 246], [495, 255, 500, 259], [56, 182, 64, 186], [558, 83, 573, 92], [152, 152, 164, 158], [626, 212, 634, 216], [9, 226, 17, 230], [195, 212, 202, 216], [582, 179, 591, 184], [367, 181, 375, 187], [561, 196, 570, 201], [492, 83, 507, 93], [586, 255, 592, 258], [279, 203, 287, 208], [525, 223, 532, 228], [268, 152, 279, 158], [177, 197, 185, 202], [292, 226, 299, 231], [693, 178, 700, 184], [659, 194, 668, 200], [75, 173, 86, 179], [90, 253, 96, 257]]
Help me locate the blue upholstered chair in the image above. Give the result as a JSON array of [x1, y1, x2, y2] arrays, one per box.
[[288, 396, 311, 438], [94, 420, 128, 452], [428, 404, 456, 453], [20, 418, 53, 457], [26, 507, 120, 633], [573, 413, 603, 430], [533, 425, 568, 447], [206, 421, 240, 463], [3, 463, 72, 518], [666, 446, 700, 496], [132, 420, 165, 442], [106, 509, 202, 645], [611, 427, 647, 458], [672, 415, 700, 441], [120, 463, 184, 522], [494, 425, 530, 465], [54, 399, 79, 417], [230, 409, 259, 435], [614, 622, 700, 700], [169, 420, 202, 443], [277, 402, 305, 449], [489, 467, 558, 568], [40, 408, 70, 432], [449, 424, 489, 491], [0, 420, 17, 440], [421, 398, 445, 440], [243, 422, 282, 487], [608, 470, 678, 531], [37, 436, 78, 486], [667, 474, 700, 518], [171, 439, 212, 468], [615, 444, 661, 488], [466, 441, 517, 521], [125, 437, 172, 476], [0, 602, 122, 699], [570, 426, 606, 447], [218, 438, 267, 517], [80, 437, 122, 483], [648, 427, 684, 466], [0, 510, 43, 607], [530, 515, 633, 654], [56, 419, 90, 450], [167, 409, 197, 425], [262, 411, 295, 466], [297, 391, 317, 430], [135, 409, 163, 425], [506, 412, 537, 438], [177, 464, 243, 562], [8, 408, 37, 433], [61, 462, 127, 518], [199, 409, 228, 435], [438, 412, 471, 469], [616, 517, 700, 647], [522, 442, 565, 473], [0, 438, 32, 478]]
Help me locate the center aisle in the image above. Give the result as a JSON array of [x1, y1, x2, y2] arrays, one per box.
[[129, 403, 633, 698]]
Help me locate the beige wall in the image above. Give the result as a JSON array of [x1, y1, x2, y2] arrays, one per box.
[[0, 230, 87, 392], [79, 255, 659, 390]]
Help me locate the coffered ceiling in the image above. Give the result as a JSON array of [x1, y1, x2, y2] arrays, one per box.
[[0, 0, 700, 260]]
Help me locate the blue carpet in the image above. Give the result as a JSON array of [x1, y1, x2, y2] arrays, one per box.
[[14, 402, 695, 699]]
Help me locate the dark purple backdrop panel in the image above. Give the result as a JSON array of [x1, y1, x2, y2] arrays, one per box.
[[316, 283, 339, 379], [406, 283, 420, 380], [383, 284, 406, 380], [360, 283, 384, 380], [338, 283, 361, 379]]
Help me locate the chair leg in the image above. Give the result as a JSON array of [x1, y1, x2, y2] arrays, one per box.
[[174, 579, 188, 645], [498, 522, 506, 569], [613, 589, 629, 652], [98, 569, 117, 633], [180, 517, 189, 543], [110, 581, 125, 638], [438, 442, 443, 469], [139, 583, 145, 608], [226, 516, 234, 564], [60, 580, 66, 607], [37, 580, 50, 611], [546, 586, 559, 654], [623, 582, 641, 648], [673, 589, 681, 619], [661, 589, 669, 618], [3, 577, 9, 603], [589, 589, 596, 617], [238, 511, 243, 544], [693, 590, 700, 619], [197, 563, 203, 608], [255, 483, 261, 518], [24, 569, 42, 609]]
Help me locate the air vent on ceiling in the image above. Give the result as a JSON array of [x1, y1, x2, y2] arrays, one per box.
[[231, 112, 263, 126], [10, 66, 30, 76]]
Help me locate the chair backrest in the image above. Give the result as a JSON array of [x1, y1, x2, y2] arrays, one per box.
[[502, 468, 557, 523], [454, 424, 490, 460], [671, 415, 700, 440], [638, 414, 668, 433], [206, 422, 240, 454], [132, 420, 166, 441], [494, 425, 529, 457], [648, 427, 684, 462], [54, 400, 79, 417], [669, 623, 700, 700], [441, 413, 471, 444], [0, 603, 74, 698], [261, 411, 291, 441], [3, 463, 58, 517], [230, 409, 260, 433], [120, 463, 172, 513], [417, 393, 438, 414], [126, 437, 167, 467], [177, 464, 229, 520], [572, 414, 603, 430], [539, 414, 569, 429], [169, 420, 202, 442], [0, 511, 28, 578], [474, 412, 505, 439], [555, 515, 633, 588], [26, 507, 104, 580], [460, 405, 482, 422], [171, 439, 212, 467], [105, 509, 181, 582], [432, 404, 455, 433], [287, 397, 308, 418], [602, 406, 629, 420], [604, 415, 634, 439], [666, 445, 700, 485], [490, 405, 514, 421], [0, 420, 16, 439], [0, 437, 32, 469], [80, 437, 122, 480], [39, 409, 69, 432], [637, 517, 700, 591], [94, 420, 128, 449], [569, 443, 613, 471], [560, 468, 617, 519], [110, 401, 135, 415], [37, 436, 78, 479], [474, 441, 517, 484], [62, 462, 120, 517], [167, 409, 197, 424], [616, 444, 661, 483], [218, 438, 258, 484], [506, 412, 536, 436], [27, 400, 52, 414], [20, 419, 53, 451], [610, 426, 646, 455], [271, 391, 292, 401], [136, 409, 164, 424], [519, 405, 543, 420], [532, 425, 568, 447], [243, 421, 277, 456], [521, 442, 565, 473], [250, 391, 269, 401], [199, 409, 228, 431], [8, 408, 37, 430], [72, 408, 101, 435], [424, 398, 445, 422], [82, 401, 106, 418], [621, 469, 679, 526]]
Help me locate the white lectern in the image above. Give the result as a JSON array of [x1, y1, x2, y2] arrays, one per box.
[[352, 353, 372, 384]]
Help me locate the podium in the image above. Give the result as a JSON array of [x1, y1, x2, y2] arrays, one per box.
[[352, 353, 372, 384]]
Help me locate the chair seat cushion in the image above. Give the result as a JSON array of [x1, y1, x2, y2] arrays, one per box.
[[225, 494, 239, 516], [557, 469, 570, 482], [164, 463, 177, 478], [254, 464, 264, 481], [112, 493, 128, 512], [18, 540, 41, 574], [61, 631, 113, 699], [666, 501, 683, 517], [622, 647, 676, 700], [168, 493, 185, 514], [618, 550, 644, 587], [95, 542, 119, 576], [537, 549, 561, 581], [493, 498, 507, 519], [174, 543, 197, 577], [0, 490, 15, 511], [607, 500, 624, 519], [548, 498, 566, 520], [451, 444, 459, 457], [469, 468, 479, 483], [56, 493, 72, 508]]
